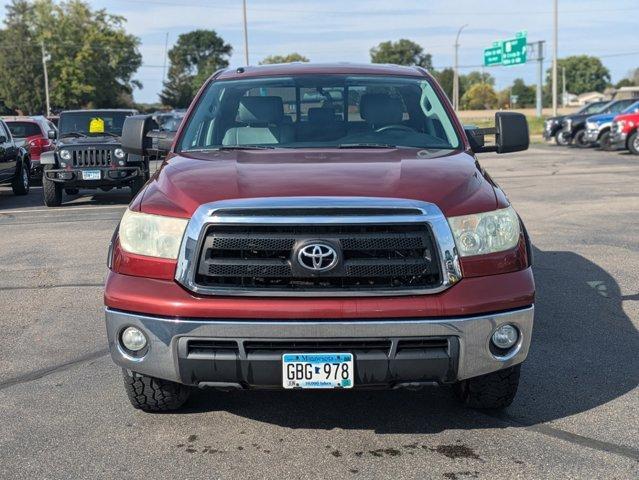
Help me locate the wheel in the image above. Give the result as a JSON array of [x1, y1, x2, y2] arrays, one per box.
[[453, 364, 521, 410], [555, 131, 570, 146], [42, 165, 62, 207], [599, 131, 612, 151], [628, 131, 639, 155], [11, 161, 30, 195], [573, 129, 590, 148], [64, 188, 80, 195], [121, 369, 190, 412], [130, 174, 145, 198]]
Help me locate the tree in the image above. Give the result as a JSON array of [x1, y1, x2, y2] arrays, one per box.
[[461, 83, 498, 110], [615, 78, 635, 89], [433, 68, 454, 100], [510, 78, 536, 107], [546, 55, 611, 95], [260, 53, 309, 64], [160, 30, 232, 108], [462, 71, 495, 88], [370, 39, 432, 71], [0, 0, 142, 113]]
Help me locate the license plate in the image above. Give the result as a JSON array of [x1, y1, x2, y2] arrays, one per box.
[[282, 353, 354, 389], [82, 170, 101, 180]]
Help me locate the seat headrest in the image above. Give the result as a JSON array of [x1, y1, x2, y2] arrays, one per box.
[[238, 96, 284, 124], [308, 107, 337, 123], [359, 93, 404, 126]]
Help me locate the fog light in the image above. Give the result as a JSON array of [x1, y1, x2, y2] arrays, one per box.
[[121, 326, 147, 352], [118, 160, 125, 166], [491, 324, 519, 349]]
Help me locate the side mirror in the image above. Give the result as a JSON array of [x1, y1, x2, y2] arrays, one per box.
[[47, 130, 57, 140], [147, 130, 176, 154], [467, 112, 529, 154], [121, 115, 160, 156]]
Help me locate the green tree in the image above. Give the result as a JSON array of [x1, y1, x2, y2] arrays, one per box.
[[370, 39, 432, 70], [615, 78, 635, 88], [433, 68, 454, 100], [260, 53, 309, 64], [462, 71, 495, 88], [0, 0, 142, 113], [160, 29, 232, 108], [510, 78, 536, 107], [461, 83, 498, 110], [546, 55, 611, 95]]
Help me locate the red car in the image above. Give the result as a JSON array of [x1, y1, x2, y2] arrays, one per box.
[[611, 110, 639, 154], [3, 116, 57, 176], [105, 63, 533, 412]]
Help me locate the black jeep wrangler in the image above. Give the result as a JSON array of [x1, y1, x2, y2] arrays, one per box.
[[41, 109, 150, 207]]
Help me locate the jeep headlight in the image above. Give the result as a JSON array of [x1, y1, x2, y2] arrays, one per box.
[[114, 148, 126, 160], [448, 206, 520, 257], [59, 149, 71, 161], [119, 209, 188, 259]]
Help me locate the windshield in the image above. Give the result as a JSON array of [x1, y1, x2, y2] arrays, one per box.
[[605, 100, 636, 115], [178, 75, 461, 152], [621, 101, 639, 114], [5, 121, 41, 138], [579, 102, 607, 115], [58, 111, 133, 137]]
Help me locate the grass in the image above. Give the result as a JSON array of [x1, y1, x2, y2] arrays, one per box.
[[461, 115, 547, 143]]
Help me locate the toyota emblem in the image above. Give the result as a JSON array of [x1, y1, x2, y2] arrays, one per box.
[[297, 243, 338, 272]]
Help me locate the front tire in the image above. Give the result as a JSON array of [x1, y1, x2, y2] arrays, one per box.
[[122, 369, 191, 412], [573, 129, 590, 148], [555, 131, 570, 146], [599, 131, 612, 151], [130, 174, 145, 198], [42, 165, 62, 207], [628, 131, 639, 155], [453, 364, 521, 410], [11, 161, 30, 195]]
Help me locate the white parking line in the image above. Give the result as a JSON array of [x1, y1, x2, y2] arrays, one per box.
[[0, 205, 127, 215]]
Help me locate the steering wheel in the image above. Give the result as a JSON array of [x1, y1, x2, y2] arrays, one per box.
[[375, 124, 416, 133]]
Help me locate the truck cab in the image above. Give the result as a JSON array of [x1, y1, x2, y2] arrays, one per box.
[[41, 109, 149, 207], [104, 63, 533, 412]]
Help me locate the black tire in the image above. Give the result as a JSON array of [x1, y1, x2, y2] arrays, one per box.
[[453, 364, 521, 410], [42, 165, 62, 207], [130, 174, 145, 198], [555, 131, 570, 146], [122, 369, 190, 412], [599, 131, 612, 151], [11, 161, 30, 195], [573, 129, 591, 148], [64, 188, 80, 195], [628, 131, 639, 155]]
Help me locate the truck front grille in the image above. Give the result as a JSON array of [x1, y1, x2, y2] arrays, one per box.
[[71, 148, 113, 167], [195, 222, 441, 294]]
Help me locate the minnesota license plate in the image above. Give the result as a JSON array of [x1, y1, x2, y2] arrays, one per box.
[[82, 170, 101, 180], [282, 353, 354, 389]]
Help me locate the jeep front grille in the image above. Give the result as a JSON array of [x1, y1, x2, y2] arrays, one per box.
[[71, 148, 113, 167]]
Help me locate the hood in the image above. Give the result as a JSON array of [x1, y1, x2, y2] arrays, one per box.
[[587, 113, 614, 124], [135, 148, 500, 219], [546, 115, 565, 122], [613, 112, 639, 122], [57, 136, 121, 147]]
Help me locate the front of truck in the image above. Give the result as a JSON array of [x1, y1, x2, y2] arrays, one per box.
[[104, 64, 534, 411]]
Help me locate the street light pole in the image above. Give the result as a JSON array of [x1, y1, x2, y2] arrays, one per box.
[[242, 0, 249, 65], [552, 0, 558, 115], [453, 24, 468, 111], [41, 42, 51, 117]]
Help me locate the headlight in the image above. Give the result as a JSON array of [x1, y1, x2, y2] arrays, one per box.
[[586, 121, 597, 130], [119, 209, 188, 259], [114, 148, 126, 159], [448, 206, 520, 257], [59, 149, 71, 161]]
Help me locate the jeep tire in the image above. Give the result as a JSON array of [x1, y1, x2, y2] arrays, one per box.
[[122, 369, 191, 412], [11, 161, 30, 196], [628, 131, 639, 155], [453, 364, 521, 410], [42, 165, 62, 207]]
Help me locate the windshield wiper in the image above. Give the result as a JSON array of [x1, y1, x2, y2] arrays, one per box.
[[187, 145, 277, 152], [97, 132, 119, 137], [337, 143, 397, 149], [60, 131, 87, 138]]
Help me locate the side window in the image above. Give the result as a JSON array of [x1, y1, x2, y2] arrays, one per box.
[[0, 122, 9, 141]]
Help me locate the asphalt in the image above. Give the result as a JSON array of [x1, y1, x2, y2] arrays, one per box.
[[0, 147, 637, 479]]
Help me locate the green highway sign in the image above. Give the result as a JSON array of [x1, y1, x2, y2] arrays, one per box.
[[483, 31, 527, 67]]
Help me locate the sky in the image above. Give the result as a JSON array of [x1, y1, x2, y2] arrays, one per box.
[[1, 0, 638, 104]]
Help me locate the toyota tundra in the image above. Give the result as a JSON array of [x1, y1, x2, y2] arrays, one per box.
[[105, 63, 534, 412]]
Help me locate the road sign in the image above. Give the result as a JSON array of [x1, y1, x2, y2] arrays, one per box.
[[483, 31, 527, 67]]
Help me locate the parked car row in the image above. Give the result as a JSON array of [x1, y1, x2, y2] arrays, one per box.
[[544, 98, 639, 154]]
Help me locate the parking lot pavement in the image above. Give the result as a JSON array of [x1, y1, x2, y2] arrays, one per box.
[[0, 147, 637, 479]]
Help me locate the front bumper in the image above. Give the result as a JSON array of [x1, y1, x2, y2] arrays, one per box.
[[44, 166, 141, 187], [610, 131, 628, 149], [584, 128, 600, 143], [105, 305, 534, 388]]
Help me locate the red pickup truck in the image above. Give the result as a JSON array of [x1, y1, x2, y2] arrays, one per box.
[[105, 63, 534, 412], [611, 110, 639, 154]]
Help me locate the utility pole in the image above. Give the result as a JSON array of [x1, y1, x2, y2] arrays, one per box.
[[452, 24, 468, 111], [242, 0, 249, 65], [562, 67, 566, 107], [552, 0, 558, 115], [41, 42, 51, 117], [536, 41, 544, 118], [162, 32, 169, 84]]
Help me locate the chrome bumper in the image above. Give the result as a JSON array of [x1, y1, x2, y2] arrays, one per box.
[[105, 306, 534, 385], [584, 128, 600, 143]]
